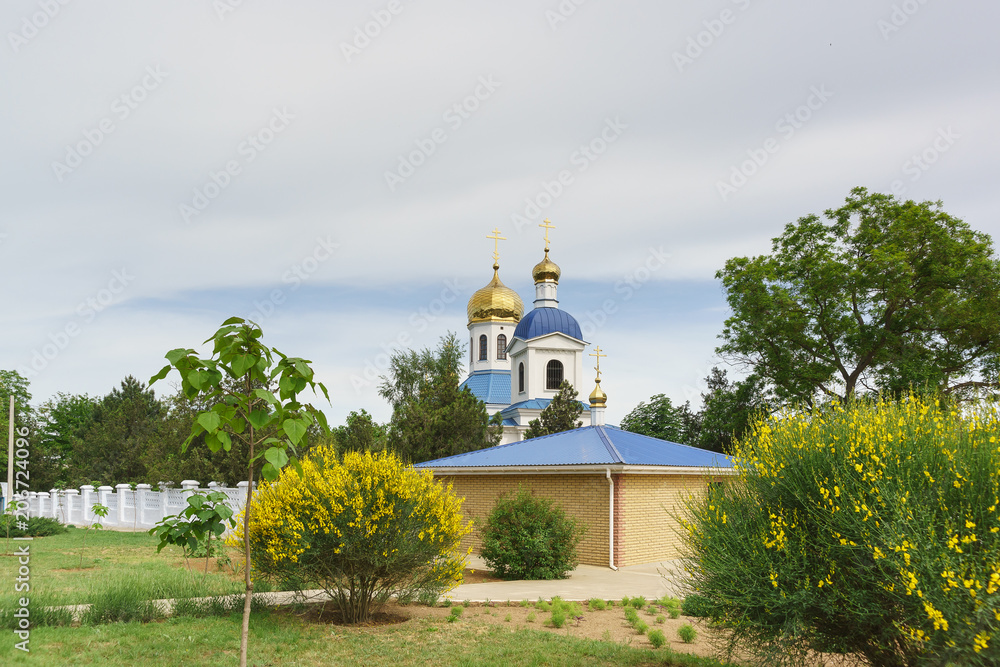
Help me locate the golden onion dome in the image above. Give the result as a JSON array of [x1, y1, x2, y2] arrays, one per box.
[[468, 265, 524, 324], [532, 251, 561, 284], [589, 380, 607, 408]]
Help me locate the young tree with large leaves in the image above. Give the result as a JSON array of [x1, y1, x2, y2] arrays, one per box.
[[150, 317, 329, 667], [523, 380, 583, 439], [379, 332, 500, 462], [717, 187, 1000, 404]]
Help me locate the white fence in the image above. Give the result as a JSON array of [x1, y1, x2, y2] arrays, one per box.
[[22, 481, 251, 529]]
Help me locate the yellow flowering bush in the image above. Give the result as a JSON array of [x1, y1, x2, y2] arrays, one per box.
[[683, 396, 1000, 666], [236, 446, 471, 623]]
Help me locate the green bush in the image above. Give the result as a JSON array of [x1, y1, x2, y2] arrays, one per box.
[[683, 396, 1000, 666], [680, 594, 711, 618], [2, 516, 68, 538], [659, 597, 682, 619], [587, 597, 607, 611], [648, 628, 666, 648], [480, 487, 585, 580], [677, 623, 697, 644]]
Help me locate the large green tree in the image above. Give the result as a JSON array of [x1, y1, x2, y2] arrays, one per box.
[[379, 332, 500, 462], [717, 187, 1000, 403], [0, 370, 32, 439], [33, 392, 97, 490], [619, 393, 701, 445], [332, 409, 387, 454], [523, 381, 584, 439], [70, 376, 164, 486], [697, 368, 769, 454]]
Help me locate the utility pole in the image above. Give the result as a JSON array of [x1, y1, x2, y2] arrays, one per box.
[[6, 396, 13, 511]]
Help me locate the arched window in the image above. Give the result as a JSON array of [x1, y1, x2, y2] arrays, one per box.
[[496, 334, 507, 360], [478, 335, 488, 361], [518, 362, 525, 393], [546, 360, 564, 389]]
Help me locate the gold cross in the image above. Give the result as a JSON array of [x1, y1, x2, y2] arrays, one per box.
[[590, 346, 606, 378], [539, 219, 556, 250], [487, 227, 506, 264]]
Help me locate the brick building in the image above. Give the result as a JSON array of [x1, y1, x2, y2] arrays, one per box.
[[415, 425, 733, 568]]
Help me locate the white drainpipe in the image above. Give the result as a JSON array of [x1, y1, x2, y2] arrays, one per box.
[[606, 468, 618, 571]]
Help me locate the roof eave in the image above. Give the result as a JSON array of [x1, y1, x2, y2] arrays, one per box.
[[421, 464, 736, 476]]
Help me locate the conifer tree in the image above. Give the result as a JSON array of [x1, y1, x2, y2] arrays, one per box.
[[524, 381, 583, 439]]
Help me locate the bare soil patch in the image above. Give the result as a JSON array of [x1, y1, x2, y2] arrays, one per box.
[[280, 599, 723, 658]]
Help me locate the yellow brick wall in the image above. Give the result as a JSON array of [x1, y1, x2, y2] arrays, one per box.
[[436, 474, 611, 567], [434, 472, 726, 568], [618, 474, 724, 566]]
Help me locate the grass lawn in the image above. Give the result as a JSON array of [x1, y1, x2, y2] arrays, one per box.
[[0, 612, 731, 666], [0, 527, 243, 608], [0, 531, 735, 666]]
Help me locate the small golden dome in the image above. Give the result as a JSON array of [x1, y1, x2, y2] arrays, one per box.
[[589, 380, 607, 408], [468, 265, 524, 324], [532, 251, 561, 284]]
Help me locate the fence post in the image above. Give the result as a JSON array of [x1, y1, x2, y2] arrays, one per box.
[[116, 484, 131, 526], [98, 486, 113, 525], [80, 485, 94, 522], [64, 489, 80, 525], [49, 489, 61, 521], [137, 484, 152, 526]]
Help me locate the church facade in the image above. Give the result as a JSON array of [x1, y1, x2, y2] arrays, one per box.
[[459, 223, 596, 444]]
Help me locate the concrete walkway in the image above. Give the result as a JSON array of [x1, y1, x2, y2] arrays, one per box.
[[444, 556, 690, 603]]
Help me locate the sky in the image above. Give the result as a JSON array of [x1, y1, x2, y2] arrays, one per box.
[[2, 0, 999, 427]]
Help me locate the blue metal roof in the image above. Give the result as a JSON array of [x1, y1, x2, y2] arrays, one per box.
[[459, 370, 511, 405], [502, 399, 590, 414], [512, 308, 583, 342], [414, 425, 732, 468]]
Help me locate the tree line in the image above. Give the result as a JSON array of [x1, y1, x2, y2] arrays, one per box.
[[5, 187, 998, 483]]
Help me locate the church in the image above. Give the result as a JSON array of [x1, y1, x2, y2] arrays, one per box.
[[417, 220, 732, 568], [459, 221, 603, 444]]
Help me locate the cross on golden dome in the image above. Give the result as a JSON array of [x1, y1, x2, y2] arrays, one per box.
[[487, 227, 506, 266], [539, 219, 555, 251], [590, 346, 606, 379]]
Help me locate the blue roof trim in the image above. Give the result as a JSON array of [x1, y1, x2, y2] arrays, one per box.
[[512, 308, 584, 342], [594, 425, 624, 463], [415, 425, 733, 469], [459, 370, 511, 405], [501, 418, 518, 426]]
